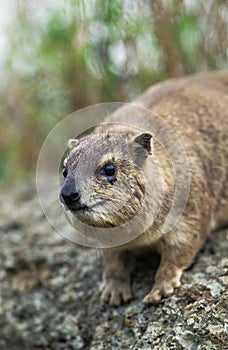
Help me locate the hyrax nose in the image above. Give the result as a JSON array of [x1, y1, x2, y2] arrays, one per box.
[[60, 183, 80, 205]]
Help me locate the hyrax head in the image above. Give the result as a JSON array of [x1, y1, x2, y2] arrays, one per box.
[[59, 130, 152, 228]]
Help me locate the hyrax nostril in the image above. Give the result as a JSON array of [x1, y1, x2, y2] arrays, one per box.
[[70, 192, 80, 201], [61, 191, 80, 203]]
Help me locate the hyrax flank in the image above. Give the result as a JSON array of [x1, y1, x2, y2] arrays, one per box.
[[59, 72, 228, 305]]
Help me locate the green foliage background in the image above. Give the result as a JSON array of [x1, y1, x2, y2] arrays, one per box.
[[0, 0, 227, 183]]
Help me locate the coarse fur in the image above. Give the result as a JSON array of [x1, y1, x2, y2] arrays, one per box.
[[60, 71, 228, 305]]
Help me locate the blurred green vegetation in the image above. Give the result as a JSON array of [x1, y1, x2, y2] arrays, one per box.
[[0, 0, 227, 183]]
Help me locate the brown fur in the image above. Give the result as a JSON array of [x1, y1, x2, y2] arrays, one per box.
[[60, 71, 228, 305]]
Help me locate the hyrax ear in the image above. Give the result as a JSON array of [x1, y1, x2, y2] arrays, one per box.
[[133, 132, 153, 155], [67, 138, 79, 150]]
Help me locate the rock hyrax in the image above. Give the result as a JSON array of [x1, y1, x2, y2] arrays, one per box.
[[59, 72, 228, 305]]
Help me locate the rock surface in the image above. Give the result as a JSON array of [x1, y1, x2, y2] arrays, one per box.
[[0, 182, 227, 349]]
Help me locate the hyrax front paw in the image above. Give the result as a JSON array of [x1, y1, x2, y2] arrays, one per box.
[[101, 251, 132, 306], [100, 277, 132, 306], [143, 266, 182, 304]]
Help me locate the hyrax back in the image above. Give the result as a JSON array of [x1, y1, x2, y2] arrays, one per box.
[[60, 71, 228, 305]]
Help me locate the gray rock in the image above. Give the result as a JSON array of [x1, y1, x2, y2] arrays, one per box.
[[0, 182, 227, 349]]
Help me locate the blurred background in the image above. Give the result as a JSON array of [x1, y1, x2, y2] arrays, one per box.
[[0, 0, 227, 184]]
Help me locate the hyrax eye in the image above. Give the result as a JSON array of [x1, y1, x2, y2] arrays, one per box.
[[104, 164, 116, 176], [63, 167, 68, 178], [101, 163, 117, 183]]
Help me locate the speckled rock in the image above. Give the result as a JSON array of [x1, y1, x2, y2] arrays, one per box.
[[0, 182, 227, 349]]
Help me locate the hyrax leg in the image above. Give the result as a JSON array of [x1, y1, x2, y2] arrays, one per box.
[[143, 190, 212, 304], [143, 255, 184, 304], [143, 232, 208, 304], [100, 250, 132, 306]]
